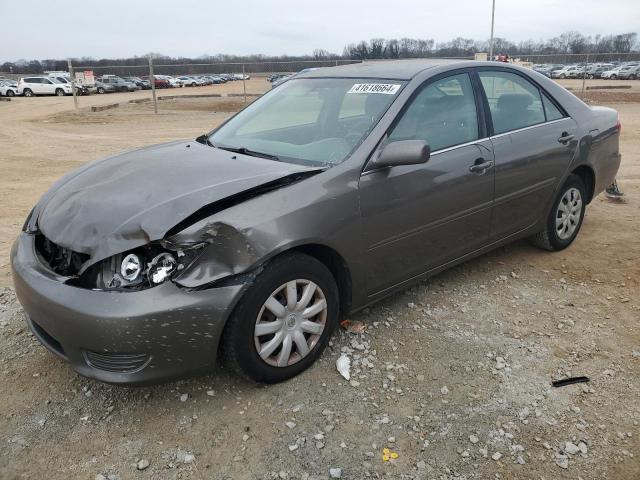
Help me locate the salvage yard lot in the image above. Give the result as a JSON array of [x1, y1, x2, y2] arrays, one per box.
[[0, 77, 638, 479]]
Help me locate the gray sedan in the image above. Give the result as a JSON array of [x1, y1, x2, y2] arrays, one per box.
[[11, 60, 621, 385]]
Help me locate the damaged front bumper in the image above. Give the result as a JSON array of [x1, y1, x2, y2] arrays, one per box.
[[11, 233, 246, 385]]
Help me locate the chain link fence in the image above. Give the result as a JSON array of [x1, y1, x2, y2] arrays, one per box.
[[3, 54, 638, 112]]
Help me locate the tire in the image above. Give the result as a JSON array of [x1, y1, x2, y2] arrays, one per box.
[[611, 75, 617, 80], [97, 87, 105, 94], [560, 74, 566, 79], [55, 88, 65, 96], [529, 174, 587, 251], [23, 88, 33, 97], [221, 252, 340, 383], [6, 90, 15, 97]]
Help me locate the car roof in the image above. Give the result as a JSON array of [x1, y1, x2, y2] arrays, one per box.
[[298, 59, 467, 80]]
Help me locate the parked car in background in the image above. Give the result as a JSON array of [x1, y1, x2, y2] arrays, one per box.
[[551, 65, 581, 79], [49, 75, 89, 96], [93, 80, 116, 94], [532, 64, 563, 78], [602, 65, 633, 79], [0, 79, 19, 97], [149, 76, 170, 88], [196, 76, 213, 85], [97, 76, 138, 92], [584, 64, 614, 79], [205, 75, 225, 84], [18, 76, 73, 97], [123, 77, 151, 90], [177, 76, 197, 87], [617, 65, 640, 80], [155, 75, 181, 88]]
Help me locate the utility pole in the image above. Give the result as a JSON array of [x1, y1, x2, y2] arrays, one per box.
[[149, 56, 158, 114], [489, 0, 496, 60], [68, 59, 79, 113]]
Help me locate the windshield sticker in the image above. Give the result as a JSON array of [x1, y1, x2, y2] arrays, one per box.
[[347, 83, 401, 95]]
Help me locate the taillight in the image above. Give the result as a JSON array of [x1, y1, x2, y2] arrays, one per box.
[[616, 117, 622, 133]]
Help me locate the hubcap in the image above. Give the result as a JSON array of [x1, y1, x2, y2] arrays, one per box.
[[556, 187, 582, 240], [254, 279, 327, 367]]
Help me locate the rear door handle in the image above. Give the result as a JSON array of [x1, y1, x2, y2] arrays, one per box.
[[469, 158, 493, 174], [558, 132, 575, 144]]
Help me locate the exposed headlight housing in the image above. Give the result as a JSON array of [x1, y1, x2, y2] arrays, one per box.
[[120, 253, 142, 281], [71, 242, 204, 291]]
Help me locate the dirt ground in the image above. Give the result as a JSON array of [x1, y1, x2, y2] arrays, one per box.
[[0, 78, 638, 480]]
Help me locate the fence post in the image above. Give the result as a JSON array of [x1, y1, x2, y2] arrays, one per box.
[[242, 63, 247, 103], [582, 53, 589, 94], [67, 59, 79, 114], [148, 57, 158, 114]]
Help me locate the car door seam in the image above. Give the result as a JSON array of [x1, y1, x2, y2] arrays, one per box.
[[368, 200, 494, 252], [493, 178, 557, 207]]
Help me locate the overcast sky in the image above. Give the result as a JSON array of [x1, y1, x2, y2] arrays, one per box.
[[4, 0, 639, 61]]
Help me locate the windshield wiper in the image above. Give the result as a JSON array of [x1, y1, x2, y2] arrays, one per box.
[[216, 145, 281, 162]]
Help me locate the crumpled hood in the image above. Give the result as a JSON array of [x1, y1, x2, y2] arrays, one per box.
[[35, 140, 318, 264]]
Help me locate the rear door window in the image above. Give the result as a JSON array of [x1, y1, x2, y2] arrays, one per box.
[[542, 94, 564, 121], [478, 71, 545, 134]]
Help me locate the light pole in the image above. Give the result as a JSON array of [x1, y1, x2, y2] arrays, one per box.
[[489, 0, 496, 60]]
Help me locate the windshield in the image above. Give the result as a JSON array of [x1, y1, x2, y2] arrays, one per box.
[[209, 78, 404, 166]]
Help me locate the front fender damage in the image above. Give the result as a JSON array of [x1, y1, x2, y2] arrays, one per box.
[[172, 222, 263, 289]]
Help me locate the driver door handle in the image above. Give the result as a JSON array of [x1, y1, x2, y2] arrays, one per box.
[[469, 158, 493, 174], [558, 132, 575, 144]]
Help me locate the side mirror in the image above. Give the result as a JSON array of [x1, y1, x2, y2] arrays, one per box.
[[372, 139, 430, 169]]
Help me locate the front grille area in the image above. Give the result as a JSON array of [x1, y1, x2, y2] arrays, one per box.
[[35, 233, 90, 277], [84, 351, 151, 373]]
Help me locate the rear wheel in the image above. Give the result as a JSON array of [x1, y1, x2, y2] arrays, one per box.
[[55, 88, 65, 96], [23, 88, 33, 97], [529, 174, 586, 251], [221, 252, 339, 383]]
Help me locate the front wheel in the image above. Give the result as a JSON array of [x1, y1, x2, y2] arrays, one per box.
[[6, 90, 15, 97], [221, 252, 339, 383], [529, 174, 586, 251]]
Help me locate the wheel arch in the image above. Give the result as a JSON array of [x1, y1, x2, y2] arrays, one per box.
[[287, 244, 353, 317], [571, 164, 596, 203]]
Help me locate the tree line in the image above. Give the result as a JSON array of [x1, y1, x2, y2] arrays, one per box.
[[342, 32, 638, 59], [2, 31, 638, 74]]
